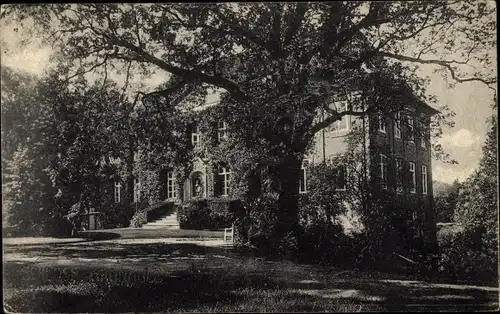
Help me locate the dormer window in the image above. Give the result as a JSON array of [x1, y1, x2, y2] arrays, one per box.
[[218, 121, 228, 141], [191, 126, 200, 147]]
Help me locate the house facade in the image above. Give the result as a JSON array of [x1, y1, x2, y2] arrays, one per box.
[[104, 89, 438, 250], [305, 93, 438, 249]]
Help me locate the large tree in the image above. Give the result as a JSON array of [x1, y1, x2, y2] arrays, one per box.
[[1, 65, 135, 235], [3, 2, 496, 241]]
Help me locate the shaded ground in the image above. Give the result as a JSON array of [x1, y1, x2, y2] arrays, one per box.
[[3, 237, 88, 246], [4, 235, 498, 313], [77, 227, 224, 240]]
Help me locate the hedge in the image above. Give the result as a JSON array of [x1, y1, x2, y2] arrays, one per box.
[[178, 198, 244, 230]]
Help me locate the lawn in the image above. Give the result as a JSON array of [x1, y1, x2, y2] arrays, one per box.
[[3, 236, 498, 313]]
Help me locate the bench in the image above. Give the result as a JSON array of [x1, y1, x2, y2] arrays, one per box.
[[223, 223, 235, 243]]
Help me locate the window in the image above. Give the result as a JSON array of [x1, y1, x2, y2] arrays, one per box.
[[409, 162, 416, 193], [380, 154, 388, 189], [394, 112, 401, 139], [421, 165, 428, 195], [420, 123, 427, 148], [396, 158, 403, 193], [218, 121, 228, 141], [134, 178, 141, 202], [328, 101, 350, 132], [299, 160, 308, 194], [407, 116, 415, 143], [191, 126, 200, 147], [378, 115, 387, 133], [334, 165, 347, 191], [114, 181, 121, 203], [167, 171, 177, 199], [218, 166, 231, 196]]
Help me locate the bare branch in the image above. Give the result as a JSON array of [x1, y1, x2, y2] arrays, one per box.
[[311, 106, 378, 135], [379, 51, 497, 85], [63, 54, 110, 84]]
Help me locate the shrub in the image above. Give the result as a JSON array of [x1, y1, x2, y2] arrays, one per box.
[[437, 226, 498, 285], [297, 222, 346, 265], [233, 194, 280, 256], [178, 198, 244, 230], [129, 211, 147, 228], [102, 204, 136, 229]]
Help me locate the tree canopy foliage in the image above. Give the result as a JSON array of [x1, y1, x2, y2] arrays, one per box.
[[1, 66, 135, 235], [2, 2, 496, 241], [454, 113, 498, 236]]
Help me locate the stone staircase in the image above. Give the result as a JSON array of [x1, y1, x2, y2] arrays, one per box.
[[141, 210, 180, 230]]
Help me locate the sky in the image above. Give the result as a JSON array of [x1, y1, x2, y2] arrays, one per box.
[[1, 15, 496, 185]]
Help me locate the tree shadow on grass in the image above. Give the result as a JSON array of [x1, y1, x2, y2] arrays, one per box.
[[4, 241, 233, 262], [5, 261, 497, 313], [4, 241, 498, 312]]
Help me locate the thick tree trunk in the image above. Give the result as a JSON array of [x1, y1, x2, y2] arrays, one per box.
[[275, 155, 303, 238]]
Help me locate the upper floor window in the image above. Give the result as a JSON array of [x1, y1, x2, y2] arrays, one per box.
[[421, 165, 428, 195], [114, 181, 121, 203], [396, 158, 403, 193], [409, 162, 416, 193], [191, 126, 201, 148], [328, 100, 350, 132], [378, 115, 387, 133], [167, 171, 177, 199], [407, 116, 415, 143], [394, 112, 401, 139], [134, 178, 141, 202], [420, 123, 428, 148], [218, 166, 231, 197], [299, 159, 308, 194], [334, 165, 347, 191], [380, 154, 388, 189], [218, 121, 228, 141]]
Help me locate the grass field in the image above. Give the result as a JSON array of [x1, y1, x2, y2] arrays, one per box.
[[4, 233, 498, 313]]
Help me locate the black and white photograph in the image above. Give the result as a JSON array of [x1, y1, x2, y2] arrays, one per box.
[[1, 2, 498, 312]]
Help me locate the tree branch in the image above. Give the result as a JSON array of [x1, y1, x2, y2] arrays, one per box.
[[105, 33, 248, 101], [379, 51, 497, 85], [63, 54, 110, 84]]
